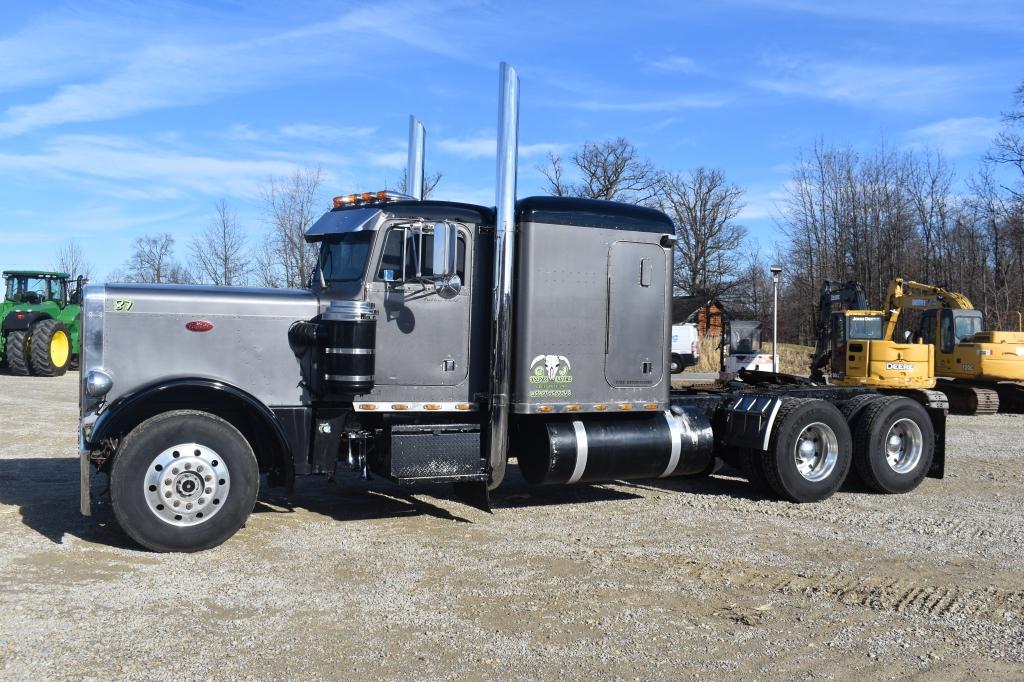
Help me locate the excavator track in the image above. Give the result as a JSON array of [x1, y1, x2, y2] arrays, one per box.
[[935, 378, 999, 415], [994, 382, 1024, 414], [890, 389, 949, 411]]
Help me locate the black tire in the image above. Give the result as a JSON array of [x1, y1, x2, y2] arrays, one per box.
[[761, 398, 852, 503], [839, 393, 882, 427], [29, 319, 71, 377], [852, 397, 934, 494], [6, 330, 30, 375], [110, 410, 259, 552], [670, 354, 684, 374]]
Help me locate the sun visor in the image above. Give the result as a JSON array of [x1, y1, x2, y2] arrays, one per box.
[[304, 207, 383, 242]]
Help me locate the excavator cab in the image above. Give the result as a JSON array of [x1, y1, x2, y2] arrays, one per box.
[[829, 310, 934, 388], [918, 308, 1024, 381]]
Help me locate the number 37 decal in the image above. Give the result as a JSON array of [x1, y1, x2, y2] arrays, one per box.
[[113, 298, 135, 312]]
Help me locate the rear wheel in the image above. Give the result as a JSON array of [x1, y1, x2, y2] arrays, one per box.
[[670, 354, 684, 374], [761, 399, 852, 503], [29, 319, 71, 377], [852, 397, 934, 494], [6, 330, 30, 375], [110, 410, 259, 552]]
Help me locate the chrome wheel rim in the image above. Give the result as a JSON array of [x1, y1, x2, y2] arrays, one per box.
[[884, 418, 923, 474], [793, 422, 839, 482], [143, 443, 230, 527]]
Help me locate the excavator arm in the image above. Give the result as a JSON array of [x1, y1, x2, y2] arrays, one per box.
[[882, 278, 975, 340], [810, 279, 868, 381]]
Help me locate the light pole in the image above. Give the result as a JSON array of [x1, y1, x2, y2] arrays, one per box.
[[770, 265, 782, 373]]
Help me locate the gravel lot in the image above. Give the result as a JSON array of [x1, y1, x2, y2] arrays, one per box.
[[1, 371, 1022, 680]]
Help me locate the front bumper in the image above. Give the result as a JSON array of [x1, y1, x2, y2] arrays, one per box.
[[79, 413, 98, 517]]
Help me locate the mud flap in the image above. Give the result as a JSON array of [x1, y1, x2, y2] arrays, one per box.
[[927, 407, 946, 479], [453, 480, 491, 512]]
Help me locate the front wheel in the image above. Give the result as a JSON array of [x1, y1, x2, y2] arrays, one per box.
[[6, 330, 30, 375], [110, 410, 259, 552]]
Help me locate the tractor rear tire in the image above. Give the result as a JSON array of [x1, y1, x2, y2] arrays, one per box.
[[852, 397, 934, 494], [6, 330, 31, 375], [761, 398, 852, 503], [29, 319, 72, 377]]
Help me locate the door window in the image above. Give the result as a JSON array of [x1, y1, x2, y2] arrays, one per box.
[[940, 310, 955, 353], [376, 227, 466, 283]]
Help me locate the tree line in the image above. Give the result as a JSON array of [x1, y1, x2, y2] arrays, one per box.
[[52, 79, 1023, 348]]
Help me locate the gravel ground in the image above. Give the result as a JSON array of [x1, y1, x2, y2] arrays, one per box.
[[1, 371, 1022, 680]]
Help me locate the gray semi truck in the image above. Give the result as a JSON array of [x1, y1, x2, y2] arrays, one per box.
[[78, 64, 946, 552]]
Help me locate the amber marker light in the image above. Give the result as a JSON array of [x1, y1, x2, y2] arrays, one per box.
[[565, 405, 581, 412], [392, 404, 409, 411], [619, 404, 634, 411], [358, 403, 377, 410], [644, 403, 658, 410], [594, 405, 608, 411], [455, 403, 473, 411], [538, 405, 553, 413], [424, 403, 442, 410]]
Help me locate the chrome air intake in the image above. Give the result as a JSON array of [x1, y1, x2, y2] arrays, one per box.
[[289, 301, 378, 395]]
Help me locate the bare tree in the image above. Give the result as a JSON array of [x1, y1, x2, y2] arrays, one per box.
[[189, 199, 249, 286], [257, 167, 324, 288], [398, 168, 444, 198], [53, 239, 94, 280], [987, 81, 1024, 199], [539, 138, 661, 202], [123, 233, 191, 283], [657, 168, 747, 300]]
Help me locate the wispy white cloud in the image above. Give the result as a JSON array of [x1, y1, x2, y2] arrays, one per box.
[[650, 56, 700, 74], [904, 116, 1001, 157], [731, 0, 1024, 31], [572, 93, 729, 112], [752, 60, 978, 110], [0, 134, 310, 199], [437, 137, 567, 159], [0, 1, 468, 138]]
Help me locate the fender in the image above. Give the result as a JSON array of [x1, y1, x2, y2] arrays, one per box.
[[91, 377, 299, 490], [2, 310, 53, 333]]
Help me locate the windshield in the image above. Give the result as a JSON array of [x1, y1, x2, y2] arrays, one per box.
[[320, 232, 374, 282], [953, 310, 984, 342], [847, 315, 884, 340], [4, 276, 57, 304], [729, 322, 762, 354]]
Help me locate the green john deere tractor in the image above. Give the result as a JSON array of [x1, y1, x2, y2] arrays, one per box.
[[1, 271, 85, 377]]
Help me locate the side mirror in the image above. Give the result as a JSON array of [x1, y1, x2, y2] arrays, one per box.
[[431, 222, 458, 279]]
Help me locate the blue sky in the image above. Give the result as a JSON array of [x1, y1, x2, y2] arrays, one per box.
[[1, 0, 1022, 278]]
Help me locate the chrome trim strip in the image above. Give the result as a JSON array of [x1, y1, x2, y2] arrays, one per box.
[[660, 410, 683, 477], [568, 420, 588, 484], [324, 347, 374, 355], [352, 401, 479, 413], [761, 399, 783, 450], [324, 374, 374, 382], [79, 427, 91, 516]]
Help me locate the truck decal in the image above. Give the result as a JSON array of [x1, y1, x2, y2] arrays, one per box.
[[113, 298, 134, 312], [528, 354, 573, 398]]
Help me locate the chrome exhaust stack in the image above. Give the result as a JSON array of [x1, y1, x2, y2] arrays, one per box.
[[407, 115, 426, 200], [486, 62, 520, 490]]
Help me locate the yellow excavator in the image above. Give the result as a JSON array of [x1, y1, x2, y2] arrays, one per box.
[[810, 280, 944, 408], [882, 278, 1024, 414]]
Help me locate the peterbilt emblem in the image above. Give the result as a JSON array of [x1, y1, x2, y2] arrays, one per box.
[[185, 320, 214, 332], [531, 354, 571, 380]]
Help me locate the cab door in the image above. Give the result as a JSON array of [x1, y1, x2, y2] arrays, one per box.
[[830, 313, 848, 378], [365, 225, 472, 387], [936, 309, 957, 375]]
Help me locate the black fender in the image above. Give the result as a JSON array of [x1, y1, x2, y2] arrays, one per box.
[[2, 310, 53, 333], [91, 378, 301, 491]]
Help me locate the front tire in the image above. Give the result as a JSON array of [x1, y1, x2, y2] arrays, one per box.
[[761, 398, 852, 503], [29, 319, 71, 377], [852, 397, 934, 494], [6, 330, 30, 375], [110, 410, 259, 552]]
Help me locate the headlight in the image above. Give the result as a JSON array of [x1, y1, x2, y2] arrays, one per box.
[[85, 370, 113, 397]]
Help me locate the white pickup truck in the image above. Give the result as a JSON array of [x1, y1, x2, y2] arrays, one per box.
[[670, 323, 700, 373]]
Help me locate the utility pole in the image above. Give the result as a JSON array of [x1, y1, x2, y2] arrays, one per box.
[[770, 265, 782, 373]]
